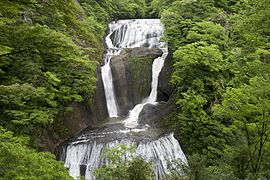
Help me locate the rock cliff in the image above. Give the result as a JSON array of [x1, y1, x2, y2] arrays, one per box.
[[110, 47, 163, 116], [41, 47, 174, 153]]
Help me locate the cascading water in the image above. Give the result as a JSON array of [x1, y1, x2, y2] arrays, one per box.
[[124, 47, 168, 128], [101, 19, 164, 118], [62, 133, 186, 180], [61, 19, 187, 180], [100, 24, 120, 118]]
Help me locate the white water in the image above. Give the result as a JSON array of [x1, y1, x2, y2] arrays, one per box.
[[101, 19, 165, 119], [117, 20, 168, 129], [62, 19, 187, 180], [63, 133, 187, 180], [100, 24, 120, 118]]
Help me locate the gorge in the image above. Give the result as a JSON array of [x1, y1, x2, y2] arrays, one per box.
[[1, 0, 269, 179], [60, 19, 187, 179]]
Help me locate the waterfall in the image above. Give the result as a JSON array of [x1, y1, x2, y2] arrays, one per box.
[[61, 19, 187, 180], [100, 24, 120, 118], [101, 57, 118, 118], [101, 19, 164, 118], [61, 133, 187, 180], [124, 47, 168, 128]]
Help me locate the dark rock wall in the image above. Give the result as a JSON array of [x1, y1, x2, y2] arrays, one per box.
[[138, 99, 176, 127], [111, 48, 162, 116], [87, 67, 109, 124], [157, 51, 173, 102]]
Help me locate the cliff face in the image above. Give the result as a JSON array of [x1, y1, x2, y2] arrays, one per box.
[[110, 48, 163, 116], [157, 51, 173, 102], [41, 48, 174, 153], [40, 67, 108, 152]]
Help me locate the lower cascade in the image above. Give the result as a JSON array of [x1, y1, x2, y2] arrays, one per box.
[[60, 19, 187, 179]]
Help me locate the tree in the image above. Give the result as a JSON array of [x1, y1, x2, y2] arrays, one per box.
[[186, 21, 227, 48], [156, 0, 270, 178], [95, 144, 154, 180], [170, 41, 229, 164], [0, 23, 97, 143], [0, 126, 72, 179], [213, 77, 270, 178], [0, 1, 99, 144], [231, 0, 270, 52], [171, 41, 226, 101]]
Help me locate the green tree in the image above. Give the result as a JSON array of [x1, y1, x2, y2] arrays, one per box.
[[172, 42, 226, 101], [231, 0, 270, 52], [213, 77, 270, 179], [186, 21, 227, 48], [164, 154, 208, 180], [155, 0, 270, 178], [95, 144, 154, 180], [0, 0, 99, 144], [0, 23, 97, 143], [0, 126, 72, 179]]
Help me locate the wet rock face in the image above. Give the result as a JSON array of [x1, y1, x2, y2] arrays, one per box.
[[87, 67, 109, 124], [138, 99, 176, 127], [110, 48, 162, 116], [157, 52, 173, 102]]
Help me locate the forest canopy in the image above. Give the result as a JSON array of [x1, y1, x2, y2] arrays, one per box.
[[0, 0, 269, 179], [153, 0, 270, 179], [0, 0, 146, 178]]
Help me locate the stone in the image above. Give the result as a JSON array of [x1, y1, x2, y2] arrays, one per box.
[[157, 51, 173, 101], [138, 99, 176, 127], [110, 47, 162, 116]]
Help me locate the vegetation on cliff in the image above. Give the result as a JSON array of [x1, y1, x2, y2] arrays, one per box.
[[152, 0, 270, 179], [0, 0, 146, 178], [0, 127, 72, 179], [0, 0, 269, 179]]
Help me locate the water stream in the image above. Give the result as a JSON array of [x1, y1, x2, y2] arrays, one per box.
[[60, 19, 187, 180]]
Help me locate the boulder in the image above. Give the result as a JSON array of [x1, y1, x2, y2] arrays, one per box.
[[110, 48, 162, 116], [138, 99, 176, 127]]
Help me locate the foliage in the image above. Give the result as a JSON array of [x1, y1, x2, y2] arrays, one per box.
[[79, 0, 146, 21], [0, 126, 72, 179], [170, 41, 228, 163], [95, 144, 154, 180], [157, 0, 270, 178], [186, 21, 227, 48], [163, 154, 205, 180], [0, 0, 148, 145], [231, 0, 270, 51], [0, 0, 269, 179], [0, 0, 148, 179], [213, 77, 270, 179], [172, 42, 225, 95], [174, 90, 228, 164], [0, 0, 101, 143]]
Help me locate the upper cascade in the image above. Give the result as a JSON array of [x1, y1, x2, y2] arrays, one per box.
[[110, 19, 164, 49], [101, 19, 166, 118]]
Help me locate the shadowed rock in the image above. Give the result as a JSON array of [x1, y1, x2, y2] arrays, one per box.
[[110, 47, 162, 116], [138, 99, 176, 127]]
